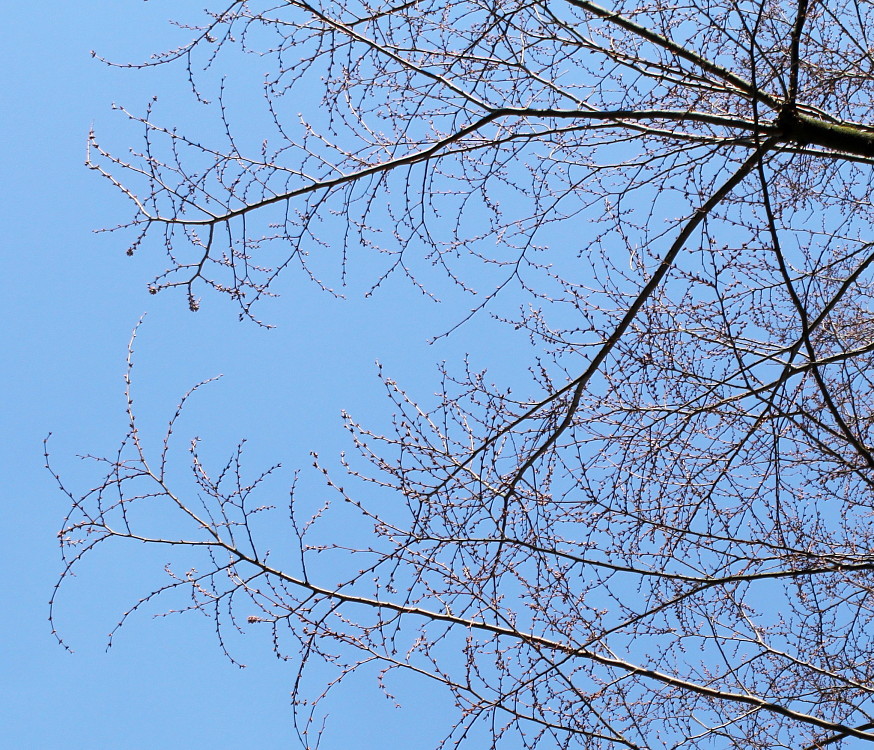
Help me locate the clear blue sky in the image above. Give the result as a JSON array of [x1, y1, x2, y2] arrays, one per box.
[[0, 2, 521, 747], [5, 4, 872, 750]]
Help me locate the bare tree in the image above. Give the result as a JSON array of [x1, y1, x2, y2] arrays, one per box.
[[53, 0, 874, 747]]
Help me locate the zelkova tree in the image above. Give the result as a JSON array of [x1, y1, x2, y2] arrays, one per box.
[[52, 0, 874, 747]]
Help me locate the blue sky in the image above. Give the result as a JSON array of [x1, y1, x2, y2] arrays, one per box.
[[11, 4, 869, 750], [1, 2, 524, 747]]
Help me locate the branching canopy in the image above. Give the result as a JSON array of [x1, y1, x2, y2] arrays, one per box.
[[55, 0, 874, 748]]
